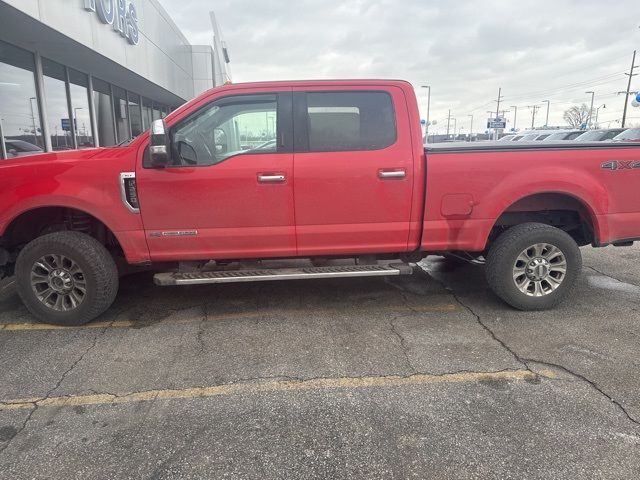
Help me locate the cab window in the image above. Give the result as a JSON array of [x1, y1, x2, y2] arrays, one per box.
[[169, 94, 278, 166]]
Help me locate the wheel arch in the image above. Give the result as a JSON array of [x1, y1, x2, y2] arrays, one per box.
[[1, 205, 125, 257], [486, 190, 602, 248]]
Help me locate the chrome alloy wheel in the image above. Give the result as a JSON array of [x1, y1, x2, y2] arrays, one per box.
[[30, 254, 87, 311], [512, 243, 567, 297]]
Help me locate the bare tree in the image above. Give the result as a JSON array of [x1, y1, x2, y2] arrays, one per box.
[[563, 104, 593, 128]]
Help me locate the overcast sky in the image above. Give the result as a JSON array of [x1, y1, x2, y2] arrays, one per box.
[[160, 0, 640, 133]]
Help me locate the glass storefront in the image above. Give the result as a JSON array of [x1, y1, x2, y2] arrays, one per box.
[[128, 93, 143, 137], [142, 98, 153, 131], [0, 41, 44, 158], [42, 58, 73, 151], [112, 86, 130, 143], [0, 39, 176, 159], [92, 78, 116, 147], [68, 69, 94, 148]]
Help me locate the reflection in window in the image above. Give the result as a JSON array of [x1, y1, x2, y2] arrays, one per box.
[[42, 58, 72, 151], [112, 86, 129, 143], [128, 92, 143, 137], [170, 94, 277, 167], [152, 106, 162, 121], [0, 40, 44, 158], [69, 69, 94, 148], [93, 78, 115, 147]]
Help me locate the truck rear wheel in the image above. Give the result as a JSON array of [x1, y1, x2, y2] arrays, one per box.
[[485, 223, 582, 310], [15, 231, 118, 326]]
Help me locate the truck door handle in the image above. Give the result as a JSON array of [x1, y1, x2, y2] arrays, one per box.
[[257, 174, 286, 183], [378, 169, 406, 179]]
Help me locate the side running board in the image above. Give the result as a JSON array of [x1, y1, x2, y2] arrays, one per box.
[[154, 263, 413, 286]]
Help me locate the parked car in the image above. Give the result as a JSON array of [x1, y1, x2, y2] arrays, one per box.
[[542, 130, 584, 141], [612, 128, 640, 142], [3, 139, 44, 158], [573, 129, 626, 142], [513, 130, 560, 141], [1, 79, 640, 326]]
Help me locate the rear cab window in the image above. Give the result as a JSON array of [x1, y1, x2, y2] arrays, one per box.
[[295, 91, 397, 152]]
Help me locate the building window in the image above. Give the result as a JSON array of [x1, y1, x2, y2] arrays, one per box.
[[112, 86, 129, 143], [152, 104, 163, 121], [42, 58, 73, 151], [141, 97, 153, 131], [92, 78, 115, 147], [68, 69, 94, 148], [0, 40, 44, 159], [127, 92, 143, 137]]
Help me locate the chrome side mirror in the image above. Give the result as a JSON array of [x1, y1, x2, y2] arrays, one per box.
[[149, 119, 170, 168]]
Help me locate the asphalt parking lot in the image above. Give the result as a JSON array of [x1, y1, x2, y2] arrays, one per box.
[[0, 246, 639, 479]]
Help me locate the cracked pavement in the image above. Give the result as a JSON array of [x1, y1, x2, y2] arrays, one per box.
[[0, 245, 639, 479]]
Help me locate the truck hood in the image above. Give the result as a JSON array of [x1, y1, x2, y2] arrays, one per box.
[[0, 147, 113, 168]]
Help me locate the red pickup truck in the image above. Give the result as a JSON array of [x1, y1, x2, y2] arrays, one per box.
[[1, 80, 639, 325]]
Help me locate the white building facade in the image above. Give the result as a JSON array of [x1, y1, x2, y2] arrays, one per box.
[[0, 0, 230, 158]]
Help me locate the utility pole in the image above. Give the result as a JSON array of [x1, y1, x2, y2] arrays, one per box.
[[421, 85, 431, 139], [451, 117, 457, 138], [494, 87, 503, 140], [468, 114, 474, 139], [586, 91, 595, 129], [595, 104, 606, 125], [622, 50, 638, 128], [510, 106, 518, 131], [446, 109, 451, 137], [527, 105, 540, 128], [542, 100, 550, 127]]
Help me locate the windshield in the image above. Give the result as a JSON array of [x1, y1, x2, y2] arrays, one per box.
[[543, 132, 572, 141], [574, 130, 604, 141], [520, 134, 539, 141], [613, 128, 640, 141]]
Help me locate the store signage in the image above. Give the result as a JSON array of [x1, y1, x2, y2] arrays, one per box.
[[487, 118, 506, 129], [83, 0, 139, 46]]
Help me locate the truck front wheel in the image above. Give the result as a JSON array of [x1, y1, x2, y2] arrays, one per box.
[[15, 231, 119, 326], [485, 223, 582, 310]]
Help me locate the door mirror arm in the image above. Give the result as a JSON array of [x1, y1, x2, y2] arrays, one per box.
[[149, 119, 171, 168]]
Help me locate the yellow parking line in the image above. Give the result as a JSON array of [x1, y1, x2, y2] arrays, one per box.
[[0, 368, 555, 411], [0, 304, 457, 332]]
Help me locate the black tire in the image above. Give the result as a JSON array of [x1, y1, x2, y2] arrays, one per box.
[[15, 231, 119, 326], [485, 223, 582, 310]]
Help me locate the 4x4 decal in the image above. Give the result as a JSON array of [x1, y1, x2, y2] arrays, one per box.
[[601, 160, 640, 170]]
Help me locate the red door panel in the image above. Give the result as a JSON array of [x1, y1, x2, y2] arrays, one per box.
[[292, 86, 414, 255], [137, 153, 295, 261]]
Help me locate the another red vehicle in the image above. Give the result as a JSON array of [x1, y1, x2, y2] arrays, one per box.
[[1, 80, 640, 325]]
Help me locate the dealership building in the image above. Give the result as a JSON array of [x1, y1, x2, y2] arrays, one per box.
[[0, 0, 231, 159]]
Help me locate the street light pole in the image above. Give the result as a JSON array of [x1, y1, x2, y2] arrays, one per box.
[[622, 50, 638, 128], [421, 85, 431, 139], [510, 106, 518, 131], [29, 96, 38, 145], [468, 114, 473, 139], [446, 109, 451, 137], [451, 117, 457, 138], [586, 91, 595, 129], [595, 104, 606, 126], [542, 100, 550, 127]]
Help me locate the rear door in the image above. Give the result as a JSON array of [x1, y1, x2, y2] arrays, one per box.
[[292, 87, 414, 255]]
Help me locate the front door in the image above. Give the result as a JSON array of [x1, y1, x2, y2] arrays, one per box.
[[136, 91, 296, 261], [292, 87, 415, 255]]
